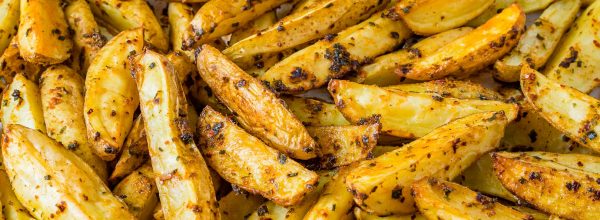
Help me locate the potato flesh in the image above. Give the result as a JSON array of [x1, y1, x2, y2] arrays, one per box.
[[385, 79, 503, 100], [65, 0, 106, 74], [0, 0, 19, 55], [109, 115, 148, 182], [456, 154, 518, 202], [304, 166, 355, 220], [113, 163, 159, 220], [0, 37, 42, 93], [1, 73, 45, 133], [282, 96, 351, 126], [218, 191, 266, 220]]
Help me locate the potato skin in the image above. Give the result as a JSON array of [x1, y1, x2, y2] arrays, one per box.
[[17, 0, 72, 65], [0, 0, 19, 55], [65, 0, 107, 74], [385, 79, 503, 101], [196, 45, 317, 160], [1, 74, 46, 133], [84, 28, 143, 161], [167, 2, 195, 59], [456, 154, 518, 202], [113, 163, 159, 220], [308, 123, 380, 168], [0, 37, 42, 93]]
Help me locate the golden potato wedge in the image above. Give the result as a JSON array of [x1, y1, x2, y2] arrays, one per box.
[[168, 2, 195, 59], [346, 111, 510, 215], [353, 208, 426, 220], [412, 177, 532, 219], [493, 152, 600, 219], [134, 50, 218, 219], [510, 206, 549, 220], [521, 66, 600, 153], [355, 27, 472, 86], [455, 154, 518, 202], [64, 0, 106, 74], [282, 96, 350, 126], [39, 65, 107, 180], [0, 159, 34, 220], [260, 10, 412, 94], [196, 45, 317, 160], [544, 0, 600, 93], [218, 191, 266, 220], [84, 28, 143, 161], [223, 0, 387, 67], [0, 37, 42, 93], [2, 124, 135, 219], [109, 115, 148, 182], [394, 0, 493, 35], [87, 0, 168, 51], [1, 74, 45, 133], [397, 4, 525, 80], [304, 166, 355, 220], [516, 0, 556, 12], [0, 0, 18, 55], [308, 123, 379, 168], [113, 163, 159, 220], [494, 0, 580, 82], [329, 80, 517, 138], [199, 106, 318, 206], [385, 79, 503, 101], [466, 0, 515, 27], [165, 51, 198, 96], [229, 11, 277, 45]]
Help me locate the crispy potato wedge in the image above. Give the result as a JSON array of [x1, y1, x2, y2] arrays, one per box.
[[0, 37, 42, 93], [218, 191, 266, 220], [113, 163, 159, 220], [17, 0, 72, 65], [2, 125, 135, 219], [197, 45, 317, 159], [0, 158, 34, 220], [397, 4, 525, 80], [260, 11, 412, 94], [329, 80, 517, 138], [521, 66, 600, 153], [412, 177, 531, 219], [354, 208, 426, 220], [394, 0, 493, 35], [135, 50, 218, 219], [544, 0, 600, 93], [87, 0, 168, 51], [494, 0, 580, 82], [355, 27, 472, 86], [0, 0, 18, 55], [304, 166, 355, 220], [385, 79, 503, 100], [199, 106, 318, 206], [466, 0, 515, 27], [346, 111, 510, 215], [493, 152, 600, 219], [1, 74, 45, 133], [84, 28, 142, 161], [229, 11, 277, 45], [40, 65, 107, 180], [65, 0, 106, 74], [456, 154, 518, 202], [168, 3, 195, 59], [282, 96, 350, 126], [308, 123, 379, 168], [109, 115, 148, 183]]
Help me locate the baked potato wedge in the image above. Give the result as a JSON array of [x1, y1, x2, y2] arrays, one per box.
[[304, 166, 355, 220], [394, 0, 493, 35], [544, 0, 600, 93], [516, 0, 556, 12], [1, 73, 45, 133], [218, 191, 266, 220], [165, 51, 198, 96], [196, 45, 317, 160], [86, 0, 168, 51], [0, 157, 34, 220], [353, 208, 425, 220], [493, 151, 600, 219], [84, 28, 142, 161], [456, 154, 518, 202], [260, 11, 412, 94], [113, 163, 159, 220], [1, 124, 135, 219], [385, 79, 503, 101], [39, 65, 107, 180], [283, 96, 350, 126], [199, 106, 318, 206], [109, 115, 149, 182], [412, 177, 532, 219], [397, 4, 525, 80], [17, 0, 72, 65], [466, 0, 515, 27], [0, 37, 42, 94], [346, 111, 510, 215], [134, 50, 218, 219], [0, 0, 18, 55], [64, 0, 106, 74], [308, 123, 379, 168], [329, 80, 517, 138], [494, 0, 580, 82], [229, 11, 277, 45], [168, 2, 195, 59]]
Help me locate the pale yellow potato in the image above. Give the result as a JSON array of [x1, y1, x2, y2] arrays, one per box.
[[456, 154, 518, 202], [0, 0, 18, 55], [168, 2, 195, 59], [109, 115, 148, 182], [328, 80, 517, 138], [354, 208, 426, 220], [84, 28, 142, 161], [412, 177, 532, 219], [397, 4, 525, 80], [1, 125, 135, 219], [493, 152, 600, 219], [0, 37, 42, 94], [385, 79, 503, 101], [40, 65, 107, 180], [0, 155, 34, 220], [65, 0, 106, 74], [134, 50, 218, 219], [229, 11, 277, 45], [282, 96, 350, 126], [544, 0, 600, 93], [308, 123, 379, 168], [466, 0, 516, 27], [196, 45, 317, 160], [218, 191, 266, 220], [113, 163, 159, 220], [346, 111, 510, 215], [87, 0, 168, 51], [1, 74, 45, 133], [516, 0, 556, 12], [260, 10, 412, 94], [394, 0, 493, 35], [304, 166, 356, 220], [165, 51, 198, 96], [494, 0, 580, 82]]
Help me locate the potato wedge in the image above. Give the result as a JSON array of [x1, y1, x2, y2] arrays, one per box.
[[229, 11, 277, 45], [308, 123, 379, 168], [304, 166, 355, 220], [65, 0, 106, 74], [397, 4, 525, 80], [516, 0, 556, 12], [283, 96, 350, 126], [456, 154, 518, 202], [353, 208, 425, 220], [412, 177, 532, 219], [0, 158, 34, 220], [385, 79, 503, 101], [544, 0, 600, 93], [40, 65, 107, 180], [355, 27, 472, 86], [134, 50, 218, 219], [394, 0, 493, 35], [346, 111, 509, 215], [109, 115, 149, 182], [466, 0, 515, 27], [113, 163, 159, 220], [521, 66, 600, 153], [0, 0, 18, 55], [86, 0, 168, 51], [218, 191, 266, 220], [168, 3, 195, 59], [329, 80, 517, 138], [223, 0, 387, 67], [511, 206, 549, 220], [1, 73, 45, 133], [196, 45, 317, 160], [493, 152, 600, 219], [199, 106, 318, 206], [1, 124, 135, 219], [494, 0, 580, 82], [260, 10, 412, 94], [84, 28, 143, 161], [165, 51, 198, 96], [0, 37, 42, 93]]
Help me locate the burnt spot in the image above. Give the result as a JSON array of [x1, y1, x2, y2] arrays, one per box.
[[289, 67, 308, 82], [67, 142, 79, 150], [11, 89, 21, 101], [490, 36, 506, 48], [104, 146, 116, 154], [324, 34, 337, 41], [324, 43, 357, 74], [211, 122, 224, 135], [408, 48, 422, 58], [236, 79, 246, 88], [431, 95, 444, 102], [180, 133, 193, 144], [588, 131, 597, 140], [398, 64, 413, 75], [566, 181, 581, 192], [391, 186, 404, 202], [390, 32, 400, 39], [93, 132, 101, 141], [441, 184, 453, 199], [559, 47, 579, 68], [277, 152, 287, 164], [528, 130, 538, 143], [303, 147, 314, 153], [529, 171, 541, 180]]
